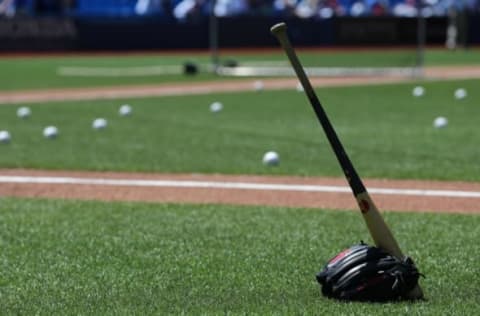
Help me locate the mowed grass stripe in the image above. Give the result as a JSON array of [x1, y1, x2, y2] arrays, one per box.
[[0, 79, 479, 181], [0, 198, 478, 314]]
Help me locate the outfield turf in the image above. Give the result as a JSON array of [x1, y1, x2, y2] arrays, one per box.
[[0, 198, 478, 315], [0, 55, 218, 91], [1, 79, 479, 181], [1, 49, 479, 91]]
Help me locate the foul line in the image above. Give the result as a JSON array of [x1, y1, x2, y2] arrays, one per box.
[[1, 175, 480, 198]]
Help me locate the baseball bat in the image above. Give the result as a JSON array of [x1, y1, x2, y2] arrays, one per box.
[[270, 22, 423, 298]]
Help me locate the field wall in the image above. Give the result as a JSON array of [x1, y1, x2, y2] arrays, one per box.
[[0, 15, 479, 51]]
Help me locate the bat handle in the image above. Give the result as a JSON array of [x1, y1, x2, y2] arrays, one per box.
[[270, 23, 316, 100]]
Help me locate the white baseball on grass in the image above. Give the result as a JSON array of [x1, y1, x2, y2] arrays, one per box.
[[17, 106, 31, 119], [0, 130, 11, 143], [209, 102, 223, 113], [43, 126, 58, 139], [262, 151, 280, 166], [253, 80, 264, 91], [433, 116, 448, 128], [119, 104, 132, 116], [92, 118, 108, 130], [454, 88, 467, 100], [412, 86, 425, 97], [296, 82, 304, 92]]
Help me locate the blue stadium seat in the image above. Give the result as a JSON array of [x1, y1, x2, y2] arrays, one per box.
[[76, 0, 137, 17]]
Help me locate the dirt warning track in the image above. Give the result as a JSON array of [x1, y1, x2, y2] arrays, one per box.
[[1, 65, 480, 105]]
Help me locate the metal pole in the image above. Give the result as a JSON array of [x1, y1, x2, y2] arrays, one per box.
[[416, 0, 426, 77], [209, 0, 219, 74]]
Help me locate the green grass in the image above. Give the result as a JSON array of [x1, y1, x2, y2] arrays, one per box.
[[1, 48, 478, 91], [423, 48, 480, 66], [0, 198, 478, 315], [1, 79, 479, 181], [1, 49, 479, 316], [0, 54, 217, 91], [225, 48, 480, 67]]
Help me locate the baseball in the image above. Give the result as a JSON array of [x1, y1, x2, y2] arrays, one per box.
[[433, 116, 448, 128], [253, 80, 264, 91], [262, 151, 280, 166], [119, 104, 132, 116], [454, 88, 467, 100], [0, 130, 11, 143], [296, 82, 304, 92], [17, 106, 31, 119], [412, 86, 425, 97], [43, 126, 58, 139], [92, 118, 108, 130], [209, 102, 223, 113]]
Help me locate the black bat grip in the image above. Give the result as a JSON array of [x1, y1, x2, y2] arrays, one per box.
[[271, 22, 367, 196], [306, 94, 367, 196]]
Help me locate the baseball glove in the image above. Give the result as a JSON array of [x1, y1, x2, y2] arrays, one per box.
[[316, 242, 423, 302]]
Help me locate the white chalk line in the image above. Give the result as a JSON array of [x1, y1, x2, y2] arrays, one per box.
[[1, 175, 480, 198], [57, 65, 184, 77]]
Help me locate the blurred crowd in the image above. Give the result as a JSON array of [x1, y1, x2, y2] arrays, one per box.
[[1, 0, 479, 19]]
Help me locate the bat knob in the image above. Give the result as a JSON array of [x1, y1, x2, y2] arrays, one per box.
[[270, 22, 287, 36]]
